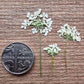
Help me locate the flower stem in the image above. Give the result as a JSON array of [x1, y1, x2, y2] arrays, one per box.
[[51, 55, 54, 75], [39, 32, 42, 77], [64, 39, 68, 72]]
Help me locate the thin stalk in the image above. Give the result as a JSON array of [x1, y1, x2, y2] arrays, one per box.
[[51, 55, 54, 75], [39, 31, 42, 77], [64, 39, 68, 72]]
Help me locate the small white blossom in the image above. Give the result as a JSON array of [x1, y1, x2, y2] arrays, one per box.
[[43, 47, 49, 50], [43, 43, 61, 56], [32, 28, 38, 34], [21, 20, 27, 29], [44, 13, 48, 18], [42, 12, 48, 18], [45, 13, 48, 18], [42, 27, 49, 36], [44, 31, 48, 36], [27, 12, 30, 18], [34, 9, 41, 17], [48, 27, 52, 32], [64, 24, 70, 29], [39, 14, 43, 18], [57, 24, 81, 42], [29, 15, 35, 20], [76, 36, 81, 41], [27, 21, 32, 26], [46, 18, 51, 23]]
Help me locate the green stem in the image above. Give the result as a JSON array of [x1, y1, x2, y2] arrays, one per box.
[[39, 31, 42, 77], [51, 56, 54, 75], [64, 39, 68, 72]]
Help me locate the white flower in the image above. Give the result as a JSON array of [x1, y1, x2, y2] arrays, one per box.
[[42, 27, 49, 36], [46, 18, 51, 23], [44, 43, 61, 56], [76, 36, 81, 42], [48, 27, 52, 32], [43, 47, 49, 50], [21, 20, 27, 29], [38, 9, 42, 13], [32, 28, 38, 34], [21, 26, 24, 28], [45, 13, 48, 18], [54, 49, 56, 53], [29, 15, 34, 20], [45, 31, 48, 36], [57, 24, 81, 42], [42, 12, 48, 18], [57, 30, 62, 33], [64, 24, 70, 29], [39, 14, 43, 18], [72, 26, 76, 31], [34, 9, 41, 16], [66, 29, 71, 35], [27, 21, 32, 26], [56, 47, 61, 51], [21, 9, 53, 36], [27, 12, 30, 18]]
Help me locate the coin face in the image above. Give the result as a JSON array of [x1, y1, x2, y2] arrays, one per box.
[[1, 42, 34, 75]]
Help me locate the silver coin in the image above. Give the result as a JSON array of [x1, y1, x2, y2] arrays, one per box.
[[1, 42, 34, 75]]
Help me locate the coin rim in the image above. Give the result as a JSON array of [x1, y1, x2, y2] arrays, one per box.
[[1, 42, 34, 75]]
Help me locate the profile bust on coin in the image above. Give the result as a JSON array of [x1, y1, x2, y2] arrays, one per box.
[[1, 42, 34, 75]]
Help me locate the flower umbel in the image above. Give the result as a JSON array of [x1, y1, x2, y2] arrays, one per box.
[[21, 9, 53, 76], [57, 24, 81, 41], [21, 9, 53, 36], [43, 43, 61, 74], [57, 24, 81, 72]]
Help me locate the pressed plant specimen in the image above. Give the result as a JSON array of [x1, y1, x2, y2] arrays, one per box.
[[57, 24, 81, 72], [43, 43, 61, 74], [21, 9, 53, 76]]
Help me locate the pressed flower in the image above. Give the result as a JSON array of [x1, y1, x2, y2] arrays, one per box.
[[57, 24, 81, 41], [43, 43, 61, 74], [21, 9, 53, 36], [21, 9, 53, 76], [21, 20, 28, 29], [32, 28, 38, 34], [57, 24, 81, 72]]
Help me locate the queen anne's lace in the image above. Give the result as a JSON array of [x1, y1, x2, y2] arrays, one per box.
[[21, 9, 53, 36], [57, 24, 81, 41], [43, 43, 61, 56]]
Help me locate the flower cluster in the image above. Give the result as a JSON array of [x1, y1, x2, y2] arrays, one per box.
[[57, 24, 81, 41], [43, 43, 61, 56], [21, 9, 53, 36]]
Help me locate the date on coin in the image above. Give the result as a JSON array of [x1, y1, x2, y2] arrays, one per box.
[[1, 42, 34, 75]]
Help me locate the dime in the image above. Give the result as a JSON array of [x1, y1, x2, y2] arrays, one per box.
[[1, 42, 34, 75]]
